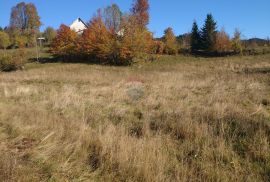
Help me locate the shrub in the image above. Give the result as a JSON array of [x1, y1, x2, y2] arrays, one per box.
[[0, 31, 10, 49], [0, 49, 26, 72], [15, 35, 28, 48], [126, 84, 144, 101], [153, 40, 164, 54], [128, 120, 144, 138], [87, 141, 102, 171]]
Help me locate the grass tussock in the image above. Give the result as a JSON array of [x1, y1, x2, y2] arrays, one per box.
[[0, 54, 270, 181]]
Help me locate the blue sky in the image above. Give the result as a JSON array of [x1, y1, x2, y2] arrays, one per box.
[[0, 0, 269, 38]]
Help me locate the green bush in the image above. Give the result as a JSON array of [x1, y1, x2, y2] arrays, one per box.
[[0, 50, 26, 72]]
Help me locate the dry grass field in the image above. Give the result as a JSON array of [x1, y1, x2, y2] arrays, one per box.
[[0, 54, 270, 181]]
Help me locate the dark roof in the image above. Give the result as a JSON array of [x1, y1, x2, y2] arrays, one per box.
[[78, 18, 88, 28]]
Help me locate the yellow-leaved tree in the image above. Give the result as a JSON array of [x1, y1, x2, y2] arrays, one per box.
[[163, 27, 178, 55], [51, 24, 77, 58]]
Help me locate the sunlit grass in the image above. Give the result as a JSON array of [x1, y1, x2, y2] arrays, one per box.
[[0, 53, 270, 181]]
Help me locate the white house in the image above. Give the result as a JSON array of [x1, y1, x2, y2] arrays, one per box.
[[70, 18, 88, 34], [69, 18, 125, 37]]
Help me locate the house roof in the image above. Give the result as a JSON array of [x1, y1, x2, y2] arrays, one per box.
[[77, 18, 88, 28], [70, 18, 88, 33]]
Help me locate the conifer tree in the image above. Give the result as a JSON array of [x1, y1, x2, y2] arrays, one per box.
[[201, 14, 217, 51], [190, 21, 201, 52]]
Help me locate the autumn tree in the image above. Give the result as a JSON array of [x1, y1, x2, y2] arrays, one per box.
[[121, 14, 155, 57], [215, 28, 231, 53], [231, 29, 242, 54], [153, 41, 164, 54], [10, 2, 41, 32], [190, 21, 201, 52], [9, 2, 41, 46], [201, 14, 217, 52], [103, 4, 122, 33], [15, 35, 28, 48], [0, 31, 10, 50], [114, 0, 153, 61], [131, 0, 149, 29], [51, 24, 77, 58], [52, 2, 154, 64], [81, 11, 116, 62], [163, 27, 178, 55], [177, 33, 191, 49], [43, 27, 57, 44]]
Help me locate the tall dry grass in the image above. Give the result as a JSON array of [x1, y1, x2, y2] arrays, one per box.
[[0, 54, 270, 181]]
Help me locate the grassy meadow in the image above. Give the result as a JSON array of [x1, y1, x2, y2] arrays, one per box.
[[0, 51, 270, 181]]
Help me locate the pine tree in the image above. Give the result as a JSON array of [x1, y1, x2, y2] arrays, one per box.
[[190, 21, 201, 52], [201, 14, 217, 52]]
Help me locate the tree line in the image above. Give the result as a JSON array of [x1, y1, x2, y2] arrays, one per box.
[[190, 14, 242, 55], [0, 0, 270, 65]]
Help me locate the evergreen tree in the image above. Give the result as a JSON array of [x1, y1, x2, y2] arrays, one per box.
[[0, 27, 3, 31], [190, 21, 201, 51], [201, 14, 217, 51]]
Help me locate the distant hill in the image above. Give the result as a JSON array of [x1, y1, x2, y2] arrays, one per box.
[[242, 38, 269, 46]]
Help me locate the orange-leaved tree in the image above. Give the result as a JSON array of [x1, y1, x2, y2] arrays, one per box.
[[153, 40, 165, 54], [131, 0, 149, 29], [81, 11, 116, 63], [163, 27, 178, 55], [215, 28, 231, 53], [51, 24, 77, 58], [118, 15, 154, 63]]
